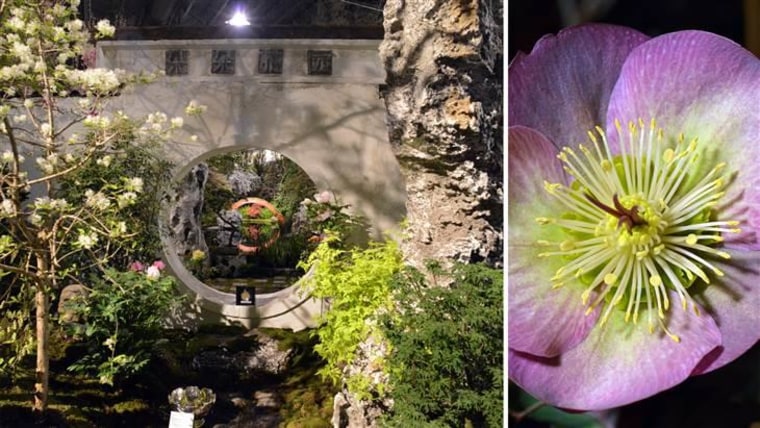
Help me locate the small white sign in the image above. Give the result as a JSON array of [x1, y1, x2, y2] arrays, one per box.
[[168, 411, 194, 428]]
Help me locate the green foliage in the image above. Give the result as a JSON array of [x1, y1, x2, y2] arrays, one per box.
[[272, 160, 316, 221], [0, 282, 35, 373], [64, 264, 183, 386], [301, 194, 366, 242], [56, 122, 174, 270], [298, 235, 402, 395], [380, 263, 504, 428]]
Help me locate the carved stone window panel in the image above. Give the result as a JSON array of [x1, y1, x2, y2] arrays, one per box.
[[165, 49, 189, 76], [258, 49, 284, 74], [307, 50, 333, 76], [211, 49, 236, 75]]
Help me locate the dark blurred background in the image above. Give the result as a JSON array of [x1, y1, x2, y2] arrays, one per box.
[[508, 0, 746, 61], [508, 1, 760, 427]]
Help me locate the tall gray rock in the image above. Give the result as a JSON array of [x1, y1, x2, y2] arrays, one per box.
[[379, 0, 503, 271], [168, 163, 209, 257], [332, 2, 503, 427]]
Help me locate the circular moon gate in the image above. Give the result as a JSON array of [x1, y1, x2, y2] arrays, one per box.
[[100, 38, 406, 330]]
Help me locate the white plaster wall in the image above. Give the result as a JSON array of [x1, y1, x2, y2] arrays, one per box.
[[97, 39, 405, 330]]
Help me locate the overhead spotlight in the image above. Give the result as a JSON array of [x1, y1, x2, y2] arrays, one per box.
[[226, 10, 251, 26]]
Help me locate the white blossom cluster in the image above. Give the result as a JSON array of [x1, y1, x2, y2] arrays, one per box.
[[35, 153, 60, 174], [184, 100, 207, 116], [65, 68, 124, 94], [76, 231, 98, 250], [124, 177, 144, 193], [84, 189, 111, 211], [34, 197, 70, 212], [0, 200, 16, 218], [0, 151, 24, 164]]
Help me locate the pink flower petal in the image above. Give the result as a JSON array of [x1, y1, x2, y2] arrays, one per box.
[[508, 126, 598, 356], [691, 250, 760, 374], [509, 291, 721, 411], [605, 30, 760, 249], [509, 24, 648, 150]]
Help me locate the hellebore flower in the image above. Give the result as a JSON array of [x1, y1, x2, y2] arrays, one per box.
[[508, 24, 760, 410]]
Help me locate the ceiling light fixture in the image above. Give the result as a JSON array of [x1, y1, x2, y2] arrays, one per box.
[[226, 10, 251, 26]]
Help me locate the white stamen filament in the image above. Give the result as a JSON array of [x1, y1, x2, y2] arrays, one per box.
[[536, 118, 740, 340]]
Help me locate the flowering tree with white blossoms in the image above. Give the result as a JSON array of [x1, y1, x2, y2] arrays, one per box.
[[0, 0, 189, 412]]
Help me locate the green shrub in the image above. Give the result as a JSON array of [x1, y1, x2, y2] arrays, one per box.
[[64, 263, 183, 386], [298, 235, 402, 395], [56, 125, 174, 270], [380, 263, 504, 428]]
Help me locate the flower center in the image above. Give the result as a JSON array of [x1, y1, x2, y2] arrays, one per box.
[[536, 119, 739, 341]]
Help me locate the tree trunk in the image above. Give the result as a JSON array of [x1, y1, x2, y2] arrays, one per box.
[[33, 288, 49, 413]]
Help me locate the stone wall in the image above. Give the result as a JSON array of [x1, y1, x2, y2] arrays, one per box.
[[96, 38, 406, 330]]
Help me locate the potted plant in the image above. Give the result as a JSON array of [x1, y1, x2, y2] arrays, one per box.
[[168, 386, 216, 427]]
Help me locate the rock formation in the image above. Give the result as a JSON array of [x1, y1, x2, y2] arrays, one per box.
[[380, 0, 503, 271], [167, 163, 210, 257], [332, 1, 503, 426]]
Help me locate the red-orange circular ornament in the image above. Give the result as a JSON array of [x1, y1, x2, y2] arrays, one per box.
[[231, 197, 285, 254]]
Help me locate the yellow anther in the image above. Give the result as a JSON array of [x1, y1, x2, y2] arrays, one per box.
[[581, 290, 591, 305], [559, 240, 575, 251], [635, 250, 649, 260], [649, 275, 663, 287], [544, 181, 561, 194], [663, 148, 675, 163], [600, 159, 612, 171], [685, 234, 698, 245], [536, 240, 552, 246], [535, 217, 552, 225], [603, 273, 617, 285], [717, 251, 730, 260], [587, 130, 598, 144]]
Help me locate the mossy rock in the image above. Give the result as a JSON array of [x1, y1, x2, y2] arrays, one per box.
[[110, 399, 151, 413], [284, 417, 333, 428]]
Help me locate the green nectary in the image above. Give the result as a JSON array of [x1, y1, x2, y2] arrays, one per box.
[[536, 119, 738, 340]]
